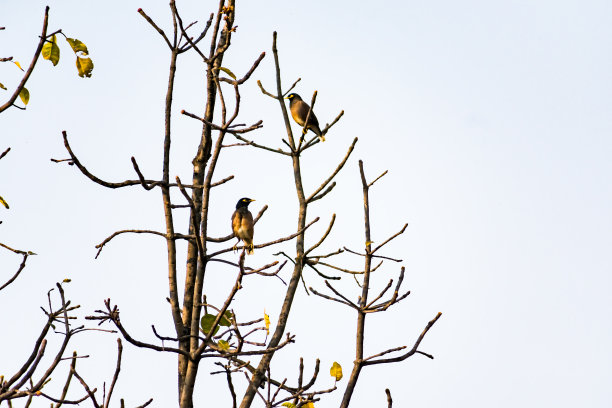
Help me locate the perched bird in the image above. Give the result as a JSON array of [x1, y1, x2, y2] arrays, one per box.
[[231, 197, 255, 255], [285, 93, 325, 142]]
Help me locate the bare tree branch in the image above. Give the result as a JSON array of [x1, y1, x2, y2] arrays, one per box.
[[0, 244, 31, 291], [137, 8, 172, 48], [385, 388, 392, 408], [306, 137, 358, 203], [305, 214, 336, 256], [0, 7, 49, 113], [373, 223, 408, 254], [0, 147, 10, 160], [362, 312, 442, 366]]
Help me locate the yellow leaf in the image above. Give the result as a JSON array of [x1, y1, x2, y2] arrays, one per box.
[[219, 66, 236, 80], [13, 61, 24, 71], [27, 251, 37, 255], [0, 82, 6, 90], [218, 340, 230, 351], [76, 57, 94, 78], [330, 361, 343, 381], [19, 87, 29, 105], [42, 34, 60, 66], [303, 403, 315, 408], [264, 310, 270, 335], [0, 196, 8, 209], [66, 38, 89, 56], [63, 278, 71, 283], [281, 403, 296, 408]]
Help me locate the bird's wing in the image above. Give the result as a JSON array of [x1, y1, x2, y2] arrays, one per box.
[[242, 211, 254, 241], [231, 210, 241, 236], [297, 101, 320, 132]]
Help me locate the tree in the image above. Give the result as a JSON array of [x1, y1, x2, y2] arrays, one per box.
[[3, 1, 441, 407]]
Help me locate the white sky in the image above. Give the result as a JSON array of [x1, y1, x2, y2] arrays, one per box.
[[2, 0, 612, 407]]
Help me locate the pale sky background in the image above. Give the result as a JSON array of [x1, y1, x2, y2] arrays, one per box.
[[2, 1, 611, 407]]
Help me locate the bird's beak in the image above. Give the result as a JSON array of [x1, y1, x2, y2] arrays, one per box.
[[249, 199, 256, 202], [284, 96, 290, 99]]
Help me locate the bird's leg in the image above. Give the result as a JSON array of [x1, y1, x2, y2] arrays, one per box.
[[233, 238, 240, 253]]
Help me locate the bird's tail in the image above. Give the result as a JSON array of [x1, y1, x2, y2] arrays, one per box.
[[246, 241, 254, 255], [315, 127, 325, 142]]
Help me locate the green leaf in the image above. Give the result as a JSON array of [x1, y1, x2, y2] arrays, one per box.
[[218, 340, 230, 351], [19, 87, 29, 105], [200, 314, 220, 335], [200, 311, 233, 334], [0, 196, 8, 209], [330, 361, 343, 381], [281, 403, 296, 408], [76, 57, 94, 78], [219, 310, 233, 327], [42, 34, 60, 66], [66, 38, 89, 56], [219, 66, 236, 80], [0, 82, 6, 91]]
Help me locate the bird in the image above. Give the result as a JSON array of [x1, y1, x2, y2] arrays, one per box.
[[285, 93, 325, 142], [231, 197, 255, 255]]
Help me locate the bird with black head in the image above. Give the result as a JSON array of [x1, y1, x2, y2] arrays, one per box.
[[285, 93, 325, 142], [231, 197, 255, 255]]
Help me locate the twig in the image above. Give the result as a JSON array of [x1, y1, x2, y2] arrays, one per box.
[[306, 137, 358, 203], [282, 78, 301, 97], [0, 7, 49, 113], [60, 131, 147, 189], [373, 224, 408, 254], [131, 157, 162, 190], [362, 312, 442, 366], [368, 170, 388, 188], [94, 229, 192, 259], [211, 175, 234, 187], [0, 250, 29, 292], [218, 52, 266, 85], [363, 346, 407, 362], [137, 8, 172, 48], [343, 247, 402, 263], [302, 110, 345, 150], [309, 287, 357, 309], [385, 388, 392, 408], [313, 259, 383, 275], [85, 299, 190, 358], [305, 214, 336, 255], [71, 369, 99, 408], [103, 339, 122, 408], [232, 134, 291, 156]]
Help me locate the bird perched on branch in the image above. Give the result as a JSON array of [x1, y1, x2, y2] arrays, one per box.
[[232, 197, 255, 255], [286, 93, 325, 142]]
